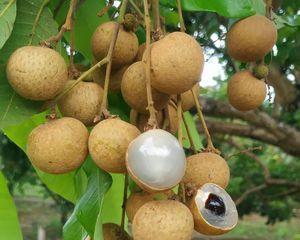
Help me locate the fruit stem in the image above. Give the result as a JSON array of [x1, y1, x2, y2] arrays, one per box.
[[182, 112, 197, 153], [129, 0, 144, 21], [191, 88, 220, 154], [97, 0, 129, 120], [51, 58, 108, 104], [69, 0, 77, 79], [121, 173, 129, 230], [178, 182, 186, 203], [177, 95, 183, 146], [176, 0, 186, 32], [152, 0, 162, 40], [143, 0, 158, 128]]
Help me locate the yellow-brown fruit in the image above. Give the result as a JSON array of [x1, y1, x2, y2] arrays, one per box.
[[6, 46, 68, 100], [121, 61, 169, 113], [123, 13, 138, 32], [92, 62, 129, 92], [58, 81, 104, 126], [227, 70, 267, 111], [103, 223, 131, 240], [132, 200, 194, 240], [253, 64, 269, 79], [27, 117, 89, 174], [88, 118, 140, 173], [165, 101, 178, 134], [182, 152, 230, 189], [226, 15, 277, 62], [92, 22, 138, 69], [126, 191, 173, 222], [188, 183, 238, 236], [181, 84, 200, 112], [149, 32, 204, 94], [134, 43, 146, 62]]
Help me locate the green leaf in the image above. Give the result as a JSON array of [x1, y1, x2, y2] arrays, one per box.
[[250, 0, 266, 16], [54, 0, 109, 61], [182, 112, 202, 151], [160, 0, 256, 18], [63, 211, 88, 240], [4, 112, 78, 203], [0, 171, 23, 240], [0, 0, 16, 49], [0, 0, 59, 129], [76, 163, 112, 236]]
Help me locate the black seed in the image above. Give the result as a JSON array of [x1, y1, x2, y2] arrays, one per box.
[[205, 193, 226, 216]]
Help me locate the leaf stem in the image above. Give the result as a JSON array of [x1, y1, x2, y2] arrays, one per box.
[[143, 0, 158, 128]]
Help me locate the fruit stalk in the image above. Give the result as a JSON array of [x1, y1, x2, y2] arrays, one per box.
[[129, 0, 144, 21], [177, 95, 183, 145], [121, 173, 129, 230], [192, 88, 220, 154], [176, 0, 186, 32], [69, 0, 77, 77], [98, 0, 129, 119], [152, 0, 162, 40], [143, 0, 158, 127]]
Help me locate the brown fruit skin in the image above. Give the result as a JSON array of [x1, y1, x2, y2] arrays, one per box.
[[137, 111, 164, 132], [89, 118, 141, 173], [188, 196, 233, 236], [132, 200, 194, 240], [27, 118, 89, 174], [126, 191, 173, 222], [121, 61, 169, 113], [6, 46, 68, 100], [165, 101, 178, 134], [58, 81, 104, 126], [92, 22, 138, 69], [182, 152, 230, 189], [181, 84, 200, 112], [134, 43, 146, 62], [92, 63, 129, 92], [149, 32, 204, 94], [227, 70, 267, 111], [103, 223, 131, 240], [226, 15, 277, 62]]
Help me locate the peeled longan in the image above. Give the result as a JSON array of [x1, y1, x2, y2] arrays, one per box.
[[132, 200, 194, 240], [27, 117, 89, 174], [58, 81, 104, 126], [227, 15, 277, 62], [149, 32, 204, 94], [103, 223, 131, 240], [6, 46, 68, 100], [182, 152, 230, 189], [121, 61, 169, 113], [227, 70, 266, 111], [126, 191, 173, 222], [181, 84, 200, 112], [92, 63, 129, 92], [92, 22, 138, 69], [88, 118, 140, 173]]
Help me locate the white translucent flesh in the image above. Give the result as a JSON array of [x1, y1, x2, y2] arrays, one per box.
[[195, 183, 238, 228], [127, 129, 186, 189]]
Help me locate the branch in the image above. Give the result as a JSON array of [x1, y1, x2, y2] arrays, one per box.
[[199, 98, 300, 157], [235, 184, 267, 206]]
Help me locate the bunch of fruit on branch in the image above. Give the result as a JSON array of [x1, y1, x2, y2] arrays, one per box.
[[5, 1, 277, 238]]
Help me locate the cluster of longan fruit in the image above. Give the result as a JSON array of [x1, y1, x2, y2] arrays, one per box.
[[5, 11, 277, 240]]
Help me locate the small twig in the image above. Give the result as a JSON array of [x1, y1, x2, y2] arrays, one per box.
[[177, 95, 183, 145], [69, 0, 78, 79], [121, 173, 129, 230], [227, 146, 263, 160], [192, 88, 220, 154], [176, 0, 186, 32], [97, 0, 114, 17], [235, 184, 267, 206], [143, 0, 158, 128], [129, 0, 144, 21], [182, 112, 197, 153]]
